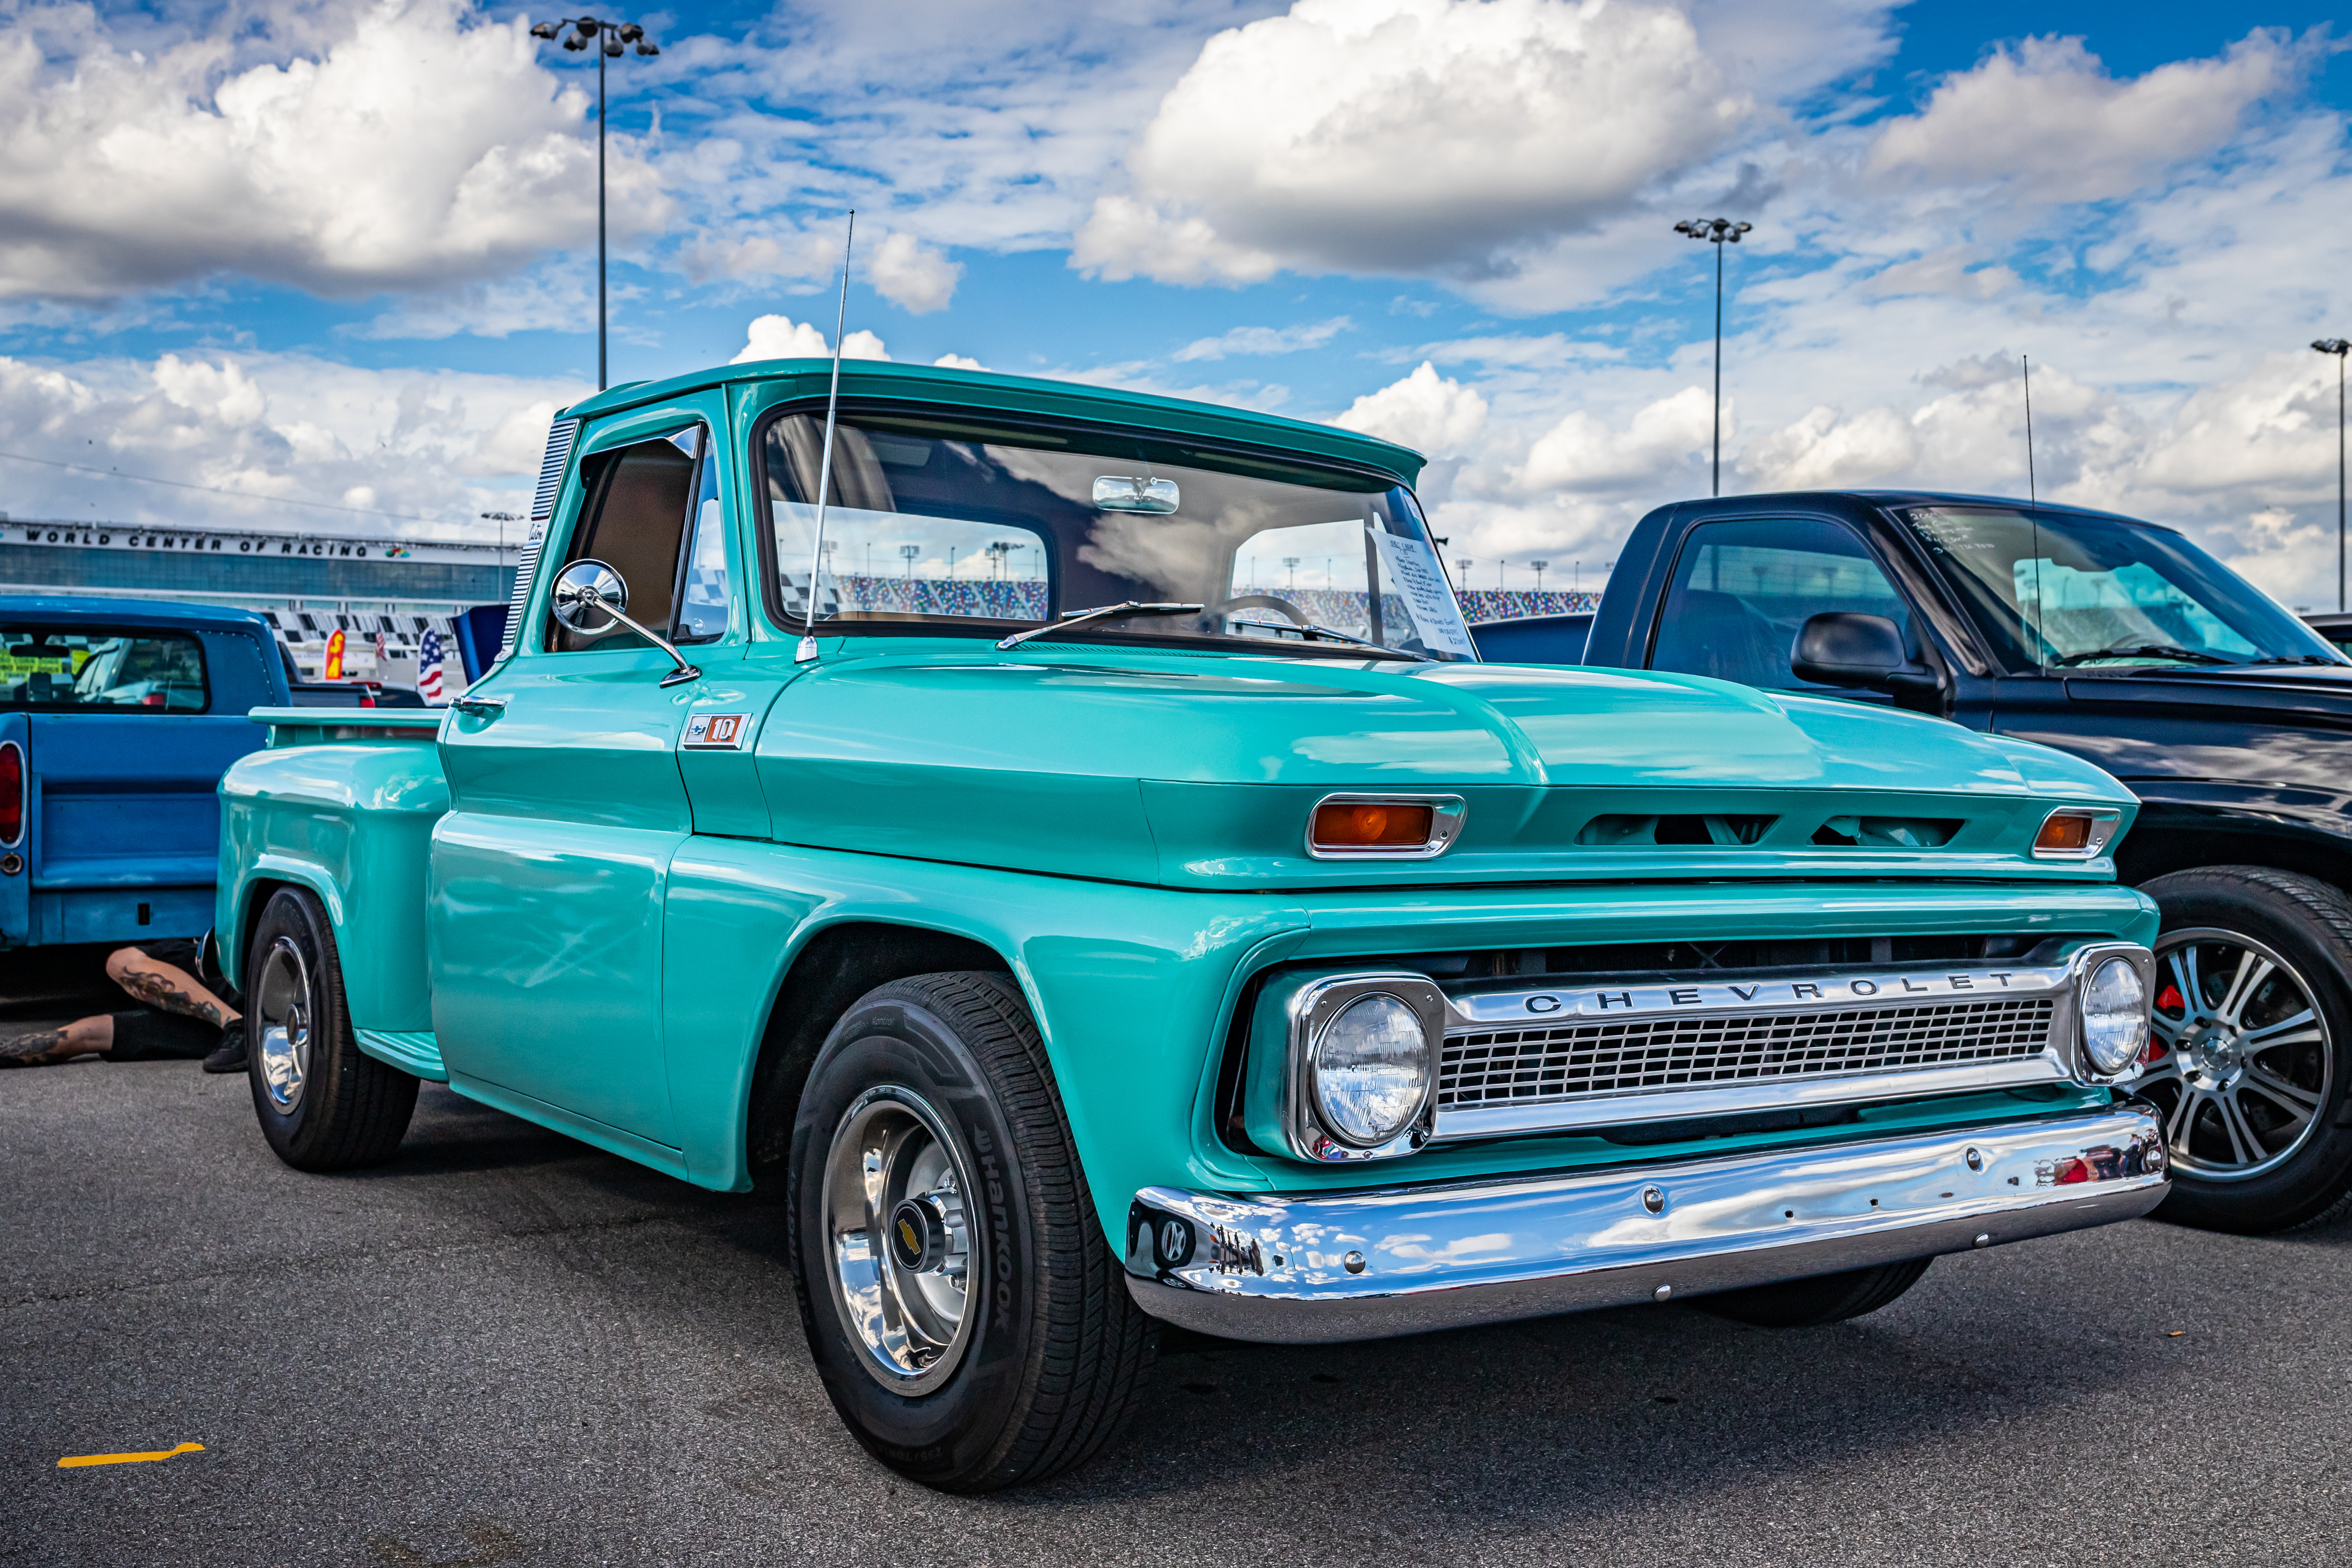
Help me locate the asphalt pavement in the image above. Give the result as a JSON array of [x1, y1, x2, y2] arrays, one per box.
[[7, 1057, 2351, 1567]]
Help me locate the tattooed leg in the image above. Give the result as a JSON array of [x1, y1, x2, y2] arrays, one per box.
[[104, 950, 241, 1027], [0, 1015, 113, 1066]]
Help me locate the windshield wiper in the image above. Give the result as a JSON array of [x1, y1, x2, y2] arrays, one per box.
[[2050, 643, 2233, 668], [1256, 621, 1435, 662], [995, 601, 1204, 652]]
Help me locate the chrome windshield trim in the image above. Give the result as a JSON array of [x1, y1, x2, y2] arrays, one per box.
[[1125, 1104, 2166, 1344]]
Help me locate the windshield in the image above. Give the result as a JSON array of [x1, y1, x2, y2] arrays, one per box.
[[757, 410, 1476, 660], [0, 627, 207, 711], [1897, 506, 2344, 670]]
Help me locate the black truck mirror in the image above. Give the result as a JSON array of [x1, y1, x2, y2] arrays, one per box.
[[1791, 612, 1938, 693]]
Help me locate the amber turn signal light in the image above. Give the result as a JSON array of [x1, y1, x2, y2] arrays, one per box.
[[2034, 814, 2094, 853], [2032, 808, 2120, 858], [1312, 801, 1434, 850]]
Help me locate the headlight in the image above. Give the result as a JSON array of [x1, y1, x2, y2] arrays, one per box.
[[2081, 955, 2149, 1076], [1311, 992, 1431, 1146]]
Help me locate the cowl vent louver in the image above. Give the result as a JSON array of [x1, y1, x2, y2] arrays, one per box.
[[499, 417, 577, 661]]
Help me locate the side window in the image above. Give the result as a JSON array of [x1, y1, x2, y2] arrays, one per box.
[[1648, 518, 1912, 695], [550, 427, 717, 652], [674, 432, 730, 644], [0, 628, 207, 712]]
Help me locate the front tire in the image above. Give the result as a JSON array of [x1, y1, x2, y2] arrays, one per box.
[[244, 887, 417, 1172], [787, 972, 1155, 1492], [2138, 867, 2352, 1234], [1701, 1258, 1934, 1327]]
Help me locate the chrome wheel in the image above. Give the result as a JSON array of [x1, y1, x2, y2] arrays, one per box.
[[253, 935, 313, 1116], [2139, 928, 2332, 1181], [820, 1084, 978, 1392]]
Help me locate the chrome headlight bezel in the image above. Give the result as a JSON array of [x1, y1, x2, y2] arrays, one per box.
[[1275, 972, 1443, 1162], [2068, 942, 2155, 1083]]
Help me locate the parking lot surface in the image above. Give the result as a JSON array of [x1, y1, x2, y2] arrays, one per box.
[[8, 1059, 2351, 1568]]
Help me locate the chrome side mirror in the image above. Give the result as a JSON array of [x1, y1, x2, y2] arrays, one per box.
[[551, 558, 629, 634], [548, 558, 703, 687]]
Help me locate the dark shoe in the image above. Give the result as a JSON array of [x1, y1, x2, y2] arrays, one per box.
[[202, 1019, 248, 1074]]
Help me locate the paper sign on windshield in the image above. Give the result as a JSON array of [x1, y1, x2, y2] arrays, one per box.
[[1371, 531, 1478, 658]]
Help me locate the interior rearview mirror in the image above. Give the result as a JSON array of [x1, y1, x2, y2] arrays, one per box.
[[1791, 612, 1938, 694], [1093, 476, 1180, 514]]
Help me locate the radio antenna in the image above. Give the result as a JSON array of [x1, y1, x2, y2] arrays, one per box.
[[797, 210, 856, 664], [2023, 353, 2047, 663], [2022, 353, 2038, 506]]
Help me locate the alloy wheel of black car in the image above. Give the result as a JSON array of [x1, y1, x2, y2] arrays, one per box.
[[786, 971, 1157, 1492], [2138, 868, 2352, 1233]]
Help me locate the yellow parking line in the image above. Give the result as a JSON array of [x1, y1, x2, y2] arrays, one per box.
[[56, 1443, 204, 1469]]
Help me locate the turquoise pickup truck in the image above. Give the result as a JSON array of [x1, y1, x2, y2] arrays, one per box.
[[216, 360, 2167, 1491]]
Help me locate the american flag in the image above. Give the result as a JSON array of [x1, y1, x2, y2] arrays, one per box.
[[418, 628, 446, 705]]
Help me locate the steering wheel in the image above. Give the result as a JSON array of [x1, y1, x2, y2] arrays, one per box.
[[1196, 594, 1312, 635]]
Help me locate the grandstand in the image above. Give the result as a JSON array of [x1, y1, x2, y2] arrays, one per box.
[[0, 517, 514, 687]]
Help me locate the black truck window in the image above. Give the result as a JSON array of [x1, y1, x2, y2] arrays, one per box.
[[1649, 518, 1912, 694]]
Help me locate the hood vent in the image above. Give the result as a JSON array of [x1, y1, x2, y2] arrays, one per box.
[[1811, 816, 1961, 848], [1576, 813, 1776, 847]]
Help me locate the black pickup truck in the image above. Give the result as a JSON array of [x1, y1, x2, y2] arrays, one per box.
[[1555, 490, 2352, 1234]]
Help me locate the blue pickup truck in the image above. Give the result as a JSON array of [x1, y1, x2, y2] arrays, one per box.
[[0, 595, 287, 948]]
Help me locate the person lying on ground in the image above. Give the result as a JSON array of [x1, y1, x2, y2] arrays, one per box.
[[0, 939, 245, 1072]]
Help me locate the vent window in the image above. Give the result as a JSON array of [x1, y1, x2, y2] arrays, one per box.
[[1811, 816, 1961, 848], [1576, 813, 1776, 847]]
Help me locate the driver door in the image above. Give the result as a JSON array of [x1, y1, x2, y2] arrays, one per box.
[[431, 397, 732, 1148]]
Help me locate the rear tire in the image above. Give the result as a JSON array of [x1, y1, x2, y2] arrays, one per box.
[[1700, 1257, 1934, 1327], [787, 971, 1156, 1492], [2138, 867, 2352, 1234], [244, 887, 416, 1172]]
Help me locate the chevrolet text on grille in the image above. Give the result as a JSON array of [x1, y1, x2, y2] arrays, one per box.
[[1485, 965, 2053, 1020]]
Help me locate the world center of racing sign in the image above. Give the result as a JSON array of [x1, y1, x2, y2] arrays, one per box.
[[7, 523, 501, 565]]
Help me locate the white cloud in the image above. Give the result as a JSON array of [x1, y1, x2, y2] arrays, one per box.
[[866, 232, 963, 314], [931, 354, 987, 371], [1739, 405, 1916, 489], [731, 315, 890, 364], [1332, 362, 1487, 455], [1173, 318, 1352, 361], [1866, 31, 2311, 202], [0, 0, 665, 302], [1515, 387, 1715, 492], [1074, 0, 1747, 284], [0, 350, 585, 535]]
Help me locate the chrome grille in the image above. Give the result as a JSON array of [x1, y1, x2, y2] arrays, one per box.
[[1439, 996, 2058, 1109]]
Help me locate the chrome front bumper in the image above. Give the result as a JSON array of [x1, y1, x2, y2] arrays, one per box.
[[1125, 1104, 2166, 1343]]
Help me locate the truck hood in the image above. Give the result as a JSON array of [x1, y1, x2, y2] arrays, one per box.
[[754, 642, 2135, 889]]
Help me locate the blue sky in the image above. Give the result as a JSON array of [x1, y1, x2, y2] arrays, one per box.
[[0, 0, 2347, 601]]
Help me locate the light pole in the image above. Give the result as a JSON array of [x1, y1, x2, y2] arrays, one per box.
[[2317, 338, 2349, 613], [530, 15, 661, 391], [900, 544, 920, 578], [479, 510, 519, 559], [1674, 217, 1753, 497]]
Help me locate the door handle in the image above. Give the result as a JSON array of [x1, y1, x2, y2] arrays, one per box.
[[452, 695, 507, 717]]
